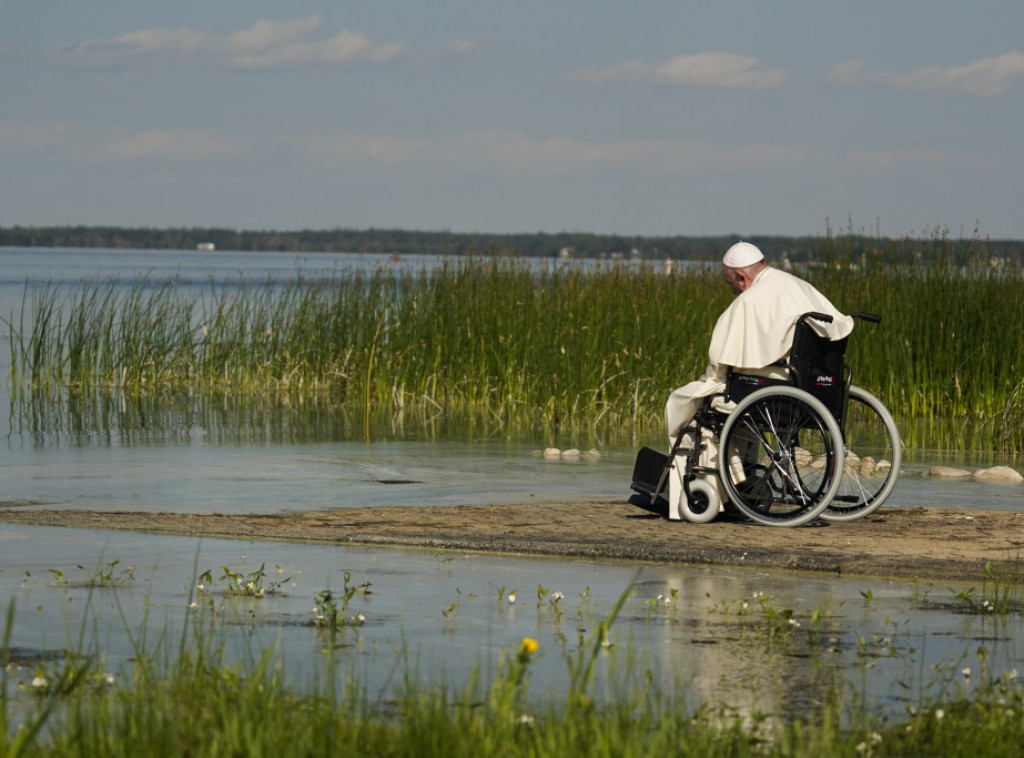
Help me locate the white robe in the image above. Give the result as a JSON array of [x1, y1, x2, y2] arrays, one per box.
[[665, 267, 854, 439]]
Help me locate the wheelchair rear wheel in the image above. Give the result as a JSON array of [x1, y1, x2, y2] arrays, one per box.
[[718, 386, 844, 527], [822, 386, 902, 522]]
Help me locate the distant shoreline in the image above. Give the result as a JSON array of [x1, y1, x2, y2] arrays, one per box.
[[3, 225, 1022, 261]]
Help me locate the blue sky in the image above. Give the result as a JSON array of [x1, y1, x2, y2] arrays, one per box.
[[3, 2, 1023, 239]]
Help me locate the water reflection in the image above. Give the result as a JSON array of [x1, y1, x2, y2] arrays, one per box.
[[9, 389, 621, 449]]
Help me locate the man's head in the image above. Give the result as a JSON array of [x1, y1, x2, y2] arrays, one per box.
[[721, 241, 768, 295]]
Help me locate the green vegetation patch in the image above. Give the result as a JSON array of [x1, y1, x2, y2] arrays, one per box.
[[8, 238, 1024, 452]]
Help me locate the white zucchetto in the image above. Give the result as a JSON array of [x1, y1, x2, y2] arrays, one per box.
[[722, 241, 765, 268]]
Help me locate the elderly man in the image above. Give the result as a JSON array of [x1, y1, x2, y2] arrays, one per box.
[[662, 241, 854, 516], [666, 241, 853, 440]]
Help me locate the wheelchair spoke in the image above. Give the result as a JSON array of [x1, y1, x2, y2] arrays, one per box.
[[822, 386, 902, 522], [719, 387, 843, 526]]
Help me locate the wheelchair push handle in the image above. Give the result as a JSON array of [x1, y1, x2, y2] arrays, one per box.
[[850, 311, 882, 323], [798, 311, 834, 326], [798, 311, 883, 326]]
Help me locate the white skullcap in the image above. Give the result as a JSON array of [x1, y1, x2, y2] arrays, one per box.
[[722, 241, 765, 268]]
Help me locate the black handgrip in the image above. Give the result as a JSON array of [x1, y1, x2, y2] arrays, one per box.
[[800, 311, 834, 325], [851, 312, 882, 323]]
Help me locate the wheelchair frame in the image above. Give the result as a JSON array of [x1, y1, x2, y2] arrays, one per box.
[[631, 311, 901, 527]]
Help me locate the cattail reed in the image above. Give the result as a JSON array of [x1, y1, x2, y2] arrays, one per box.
[[8, 240, 1024, 452]]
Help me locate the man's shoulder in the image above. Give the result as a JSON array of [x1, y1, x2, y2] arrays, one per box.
[[756, 266, 796, 283], [750, 266, 811, 293]]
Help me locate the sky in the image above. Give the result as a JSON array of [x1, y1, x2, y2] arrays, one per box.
[[2, 1, 1023, 239]]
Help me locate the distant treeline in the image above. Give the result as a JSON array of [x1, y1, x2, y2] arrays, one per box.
[[2, 224, 1023, 263]]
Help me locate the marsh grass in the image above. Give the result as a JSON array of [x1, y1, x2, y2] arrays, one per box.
[[946, 561, 1024, 616], [9, 234, 1024, 452]]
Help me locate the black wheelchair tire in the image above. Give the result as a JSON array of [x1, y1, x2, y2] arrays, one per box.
[[822, 386, 902, 522], [718, 386, 845, 527]]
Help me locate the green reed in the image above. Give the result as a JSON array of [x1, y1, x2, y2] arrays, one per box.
[[8, 241, 1024, 452]]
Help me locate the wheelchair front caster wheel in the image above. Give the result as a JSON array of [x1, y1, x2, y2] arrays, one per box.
[[680, 478, 720, 524]]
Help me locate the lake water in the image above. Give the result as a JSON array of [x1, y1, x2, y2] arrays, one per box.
[[1, 246, 1022, 722]]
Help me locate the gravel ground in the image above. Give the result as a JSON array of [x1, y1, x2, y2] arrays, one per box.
[[2, 501, 1022, 582]]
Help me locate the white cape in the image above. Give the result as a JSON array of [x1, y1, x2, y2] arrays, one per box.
[[665, 267, 854, 440], [707, 267, 854, 370]]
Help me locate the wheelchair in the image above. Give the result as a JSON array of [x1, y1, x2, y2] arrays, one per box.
[[631, 312, 901, 527]]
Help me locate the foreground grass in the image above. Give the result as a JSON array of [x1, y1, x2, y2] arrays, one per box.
[[8, 232, 1024, 451], [4, 582, 1024, 758], [5, 632, 1024, 757]]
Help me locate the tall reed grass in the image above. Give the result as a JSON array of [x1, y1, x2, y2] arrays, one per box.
[[7, 235, 1024, 452]]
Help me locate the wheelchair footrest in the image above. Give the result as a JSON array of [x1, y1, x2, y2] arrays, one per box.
[[630, 446, 670, 496]]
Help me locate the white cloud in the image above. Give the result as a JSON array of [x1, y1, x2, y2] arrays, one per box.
[[0, 120, 254, 162], [83, 129, 255, 161], [568, 52, 789, 90], [825, 51, 1024, 97], [222, 17, 321, 55], [60, 16, 475, 72]]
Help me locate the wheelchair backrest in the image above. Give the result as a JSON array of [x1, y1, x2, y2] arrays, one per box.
[[787, 317, 848, 419]]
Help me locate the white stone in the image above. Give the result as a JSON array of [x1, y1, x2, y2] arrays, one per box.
[[926, 466, 973, 478], [973, 466, 1024, 483]]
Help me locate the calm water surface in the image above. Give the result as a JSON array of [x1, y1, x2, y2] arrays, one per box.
[[1, 247, 1022, 720]]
